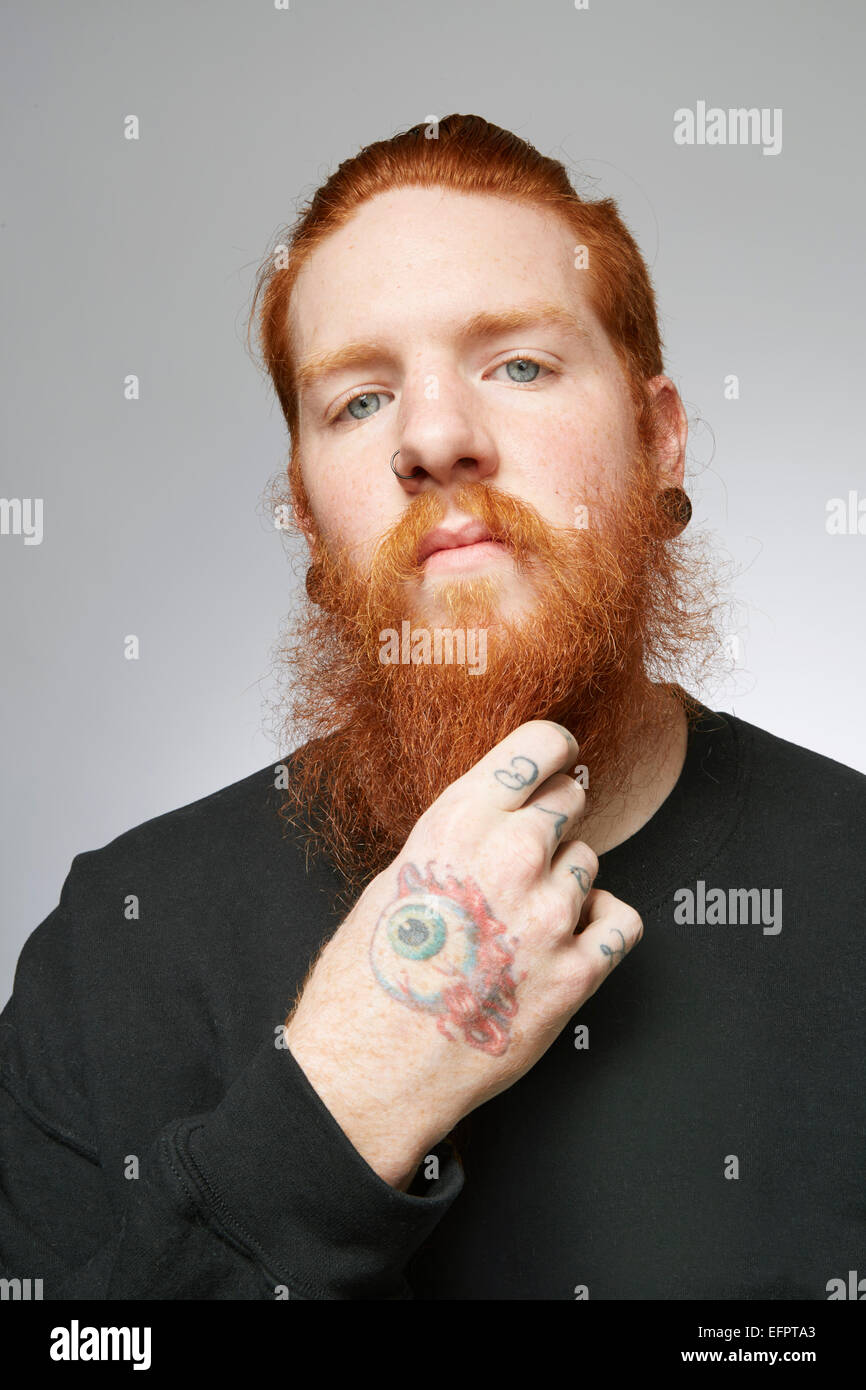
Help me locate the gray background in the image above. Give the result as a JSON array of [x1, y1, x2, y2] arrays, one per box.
[[2, 0, 863, 1002]]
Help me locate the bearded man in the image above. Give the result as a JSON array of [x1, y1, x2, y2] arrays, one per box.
[[1, 115, 863, 1302]]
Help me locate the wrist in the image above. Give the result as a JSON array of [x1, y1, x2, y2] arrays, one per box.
[[285, 1028, 441, 1191]]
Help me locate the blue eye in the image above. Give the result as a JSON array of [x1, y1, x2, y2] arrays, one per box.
[[504, 357, 541, 382], [346, 390, 383, 420], [334, 355, 550, 426]]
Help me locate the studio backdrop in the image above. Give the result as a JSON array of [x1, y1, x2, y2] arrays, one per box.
[[2, 0, 863, 1001]]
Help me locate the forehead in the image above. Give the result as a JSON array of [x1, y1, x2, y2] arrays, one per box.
[[287, 187, 601, 361]]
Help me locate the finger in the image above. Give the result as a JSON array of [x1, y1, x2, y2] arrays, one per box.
[[549, 838, 600, 908], [567, 889, 644, 991], [516, 774, 588, 857], [457, 719, 580, 812]]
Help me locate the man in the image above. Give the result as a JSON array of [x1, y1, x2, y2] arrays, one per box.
[[1, 114, 863, 1300]]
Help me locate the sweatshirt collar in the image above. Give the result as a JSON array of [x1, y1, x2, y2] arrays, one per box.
[[594, 700, 749, 914]]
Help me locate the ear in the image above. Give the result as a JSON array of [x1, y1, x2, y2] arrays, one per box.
[[645, 376, 688, 489], [296, 503, 318, 556], [283, 457, 319, 554]]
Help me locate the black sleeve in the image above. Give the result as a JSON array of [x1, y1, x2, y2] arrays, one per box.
[[0, 872, 464, 1300]]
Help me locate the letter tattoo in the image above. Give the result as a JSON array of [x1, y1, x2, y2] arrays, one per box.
[[533, 805, 568, 842], [599, 926, 627, 973], [569, 865, 592, 895], [494, 755, 539, 791]]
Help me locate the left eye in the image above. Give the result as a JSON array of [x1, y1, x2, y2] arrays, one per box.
[[490, 356, 551, 384]]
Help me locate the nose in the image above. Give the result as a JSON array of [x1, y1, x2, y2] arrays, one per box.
[[387, 357, 500, 494], [389, 444, 498, 495], [388, 384, 499, 494]]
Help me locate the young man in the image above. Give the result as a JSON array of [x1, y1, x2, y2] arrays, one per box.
[[1, 115, 863, 1300]]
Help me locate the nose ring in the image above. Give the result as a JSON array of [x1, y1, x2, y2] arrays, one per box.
[[390, 450, 419, 480]]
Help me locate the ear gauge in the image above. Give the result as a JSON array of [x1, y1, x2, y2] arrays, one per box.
[[305, 559, 335, 612], [656, 486, 692, 536]]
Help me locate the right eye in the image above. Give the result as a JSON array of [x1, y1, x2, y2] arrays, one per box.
[[332, 389, 394, 424]]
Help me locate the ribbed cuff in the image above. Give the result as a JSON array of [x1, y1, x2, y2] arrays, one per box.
[[177, 1039, 464, 1299]]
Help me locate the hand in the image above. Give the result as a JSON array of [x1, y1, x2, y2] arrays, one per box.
[[284, 720, 644, 1189]]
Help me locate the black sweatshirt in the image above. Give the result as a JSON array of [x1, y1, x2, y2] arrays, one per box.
[[1, 702, 864, 1300]]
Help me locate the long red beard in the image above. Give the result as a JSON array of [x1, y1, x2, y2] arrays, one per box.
[[271, 448, 721, 903]]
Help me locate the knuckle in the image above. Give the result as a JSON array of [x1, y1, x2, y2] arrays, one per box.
[[430, 778, 463, 813], [415, 788, 467, 844], [550, 773, 587, 815], [539, 887, 578, 938], [515, 719, 576, 764], [623, 906, 644, 941], [564, 954, 597, 1003], [506, 822, 548, 878], [614, 899, 641, 927], [571, 841, 599, 880], [535, 771, 569, 798]]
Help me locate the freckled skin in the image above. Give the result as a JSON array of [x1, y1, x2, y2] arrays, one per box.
[[288, 186, 685, 622]]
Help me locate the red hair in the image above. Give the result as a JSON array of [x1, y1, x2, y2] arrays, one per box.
[[247, 112, 666, 506]]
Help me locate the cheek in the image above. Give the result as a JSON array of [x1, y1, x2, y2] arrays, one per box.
[[505, 410, 631, 521], [305, 461, 391, 552]]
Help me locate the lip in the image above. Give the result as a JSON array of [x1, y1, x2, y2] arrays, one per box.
[[422, 538, 510, 574], [418, 519, 498, 565]]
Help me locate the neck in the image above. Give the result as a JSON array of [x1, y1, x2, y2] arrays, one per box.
[[577, 685, 689, 855]]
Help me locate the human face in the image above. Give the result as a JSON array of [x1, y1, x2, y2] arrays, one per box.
[[289, 186, 677, 619]]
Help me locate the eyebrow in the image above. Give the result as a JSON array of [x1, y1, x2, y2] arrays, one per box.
[[294, 300, 592, 398]]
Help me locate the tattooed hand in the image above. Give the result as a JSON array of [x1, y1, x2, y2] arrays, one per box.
[[284, 720, 643, 1190]]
